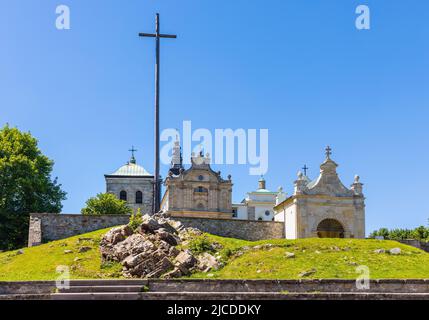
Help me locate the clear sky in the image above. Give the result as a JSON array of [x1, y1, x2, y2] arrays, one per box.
[[1, 1, 428, 233]]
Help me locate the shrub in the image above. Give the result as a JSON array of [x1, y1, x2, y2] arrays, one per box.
[[81, 193, 132, 215], [188, 236, 214, 254], [129, 208, 143, 231]]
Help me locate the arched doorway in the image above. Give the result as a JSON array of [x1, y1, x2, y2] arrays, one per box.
[[317, 219, 345, 238]]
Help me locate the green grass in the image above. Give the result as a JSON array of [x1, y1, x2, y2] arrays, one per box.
[[1, 229, 428, 281], [188, 234, 429, 279], [0, 228, 123, 281]]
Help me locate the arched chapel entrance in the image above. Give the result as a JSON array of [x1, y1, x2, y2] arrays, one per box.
[[316, 219, 345, 238]]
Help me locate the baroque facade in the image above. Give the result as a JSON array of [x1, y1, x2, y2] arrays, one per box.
[[274, 147, 365, 239], [160, 139, 233, 218], [105, 153, 154, 214]]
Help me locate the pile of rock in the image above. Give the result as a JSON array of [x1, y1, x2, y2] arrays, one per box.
[[100, 213, 221, 278]]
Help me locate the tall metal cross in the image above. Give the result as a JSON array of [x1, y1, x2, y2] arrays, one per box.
[[302, 165, 309, 176], [139, 13, 177, 214]]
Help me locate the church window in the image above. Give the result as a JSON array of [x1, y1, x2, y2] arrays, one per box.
[[136, 191, 143, 204], [194, 186, 208, 193], [198, 175, 204, 181], [265, 210, 270, 216], [119, 190, 127, 201], [232, 209, 237, 218], [258, 217, 263, 221]]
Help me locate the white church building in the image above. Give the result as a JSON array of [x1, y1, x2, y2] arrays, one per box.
[[232, 177, 278, 221], [274, 147, 365, 239]]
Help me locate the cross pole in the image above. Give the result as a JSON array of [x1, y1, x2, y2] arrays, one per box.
[[139, 13, 176, 214]]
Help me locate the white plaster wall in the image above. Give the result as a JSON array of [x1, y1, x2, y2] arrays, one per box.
[[254, 205, 274, 221], [285, 204, 298, 239], [232, 205, 248, 220]]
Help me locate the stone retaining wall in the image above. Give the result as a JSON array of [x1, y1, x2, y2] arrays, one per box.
[[175, 217, 285, 241], [1, 279, 429, 295], [28, 213, 285, 246], [398, 239, 429, 253], [28, 213, 131, 247]]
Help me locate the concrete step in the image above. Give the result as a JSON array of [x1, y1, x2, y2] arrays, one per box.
[[66, 279, 148, 287], [51, 291, 429, 300], [0, 294, 50, 300], [57, 285, 146, 293]]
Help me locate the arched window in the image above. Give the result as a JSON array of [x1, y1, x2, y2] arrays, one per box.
[[135, 191, 143, 204], [119, 190, 127, 201], [194, 186, 208, 193]]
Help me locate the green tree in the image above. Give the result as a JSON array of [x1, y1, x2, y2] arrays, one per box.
[[0, 125, 67, 250], [81, 193, 132, 215]]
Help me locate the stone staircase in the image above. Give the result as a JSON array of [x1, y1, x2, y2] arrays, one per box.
[[1, 279, 429, 300]]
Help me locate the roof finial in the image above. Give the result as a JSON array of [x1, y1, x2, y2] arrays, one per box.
[[325, 146, 332, 159], [129, 145, 138, 164], [302, 164, 309, 176], [258, 175, 266, 190]]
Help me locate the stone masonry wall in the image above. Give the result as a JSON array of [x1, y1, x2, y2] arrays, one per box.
[[28, 213, 285, 246], [175, 217, 285, 241], [398, 239, 429, 253], [28, 213, 131, 247]]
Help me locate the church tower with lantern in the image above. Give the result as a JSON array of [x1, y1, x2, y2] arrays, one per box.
[[105, 147, 154, 214]]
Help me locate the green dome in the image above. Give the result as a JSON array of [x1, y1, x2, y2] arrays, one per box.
[[108, 162, 152, 177]]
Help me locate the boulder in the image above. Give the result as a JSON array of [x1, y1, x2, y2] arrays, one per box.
[[78, 246, 92, 253], [137, 214, 161, 234], [285, 252, 295, 259], [197, 252, 220, 272], [102, 225, 132, 246], [175, 250, 197, 270], [374, 249, 385, 254], [155, 229, 179, 246], [122, 252, 147, 268], [163, 267, 183, 279], [389, 248, 401, 255], [298, 268, 317, 277], [147, 257, 174, 278], [168, 246, 180, 258]]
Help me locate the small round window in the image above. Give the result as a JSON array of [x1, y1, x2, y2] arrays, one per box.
[[198, 175, 204, 181], [265, 210, 270, 216]]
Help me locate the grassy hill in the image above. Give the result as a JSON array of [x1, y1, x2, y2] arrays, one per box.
[[0, 228, 428, 281]]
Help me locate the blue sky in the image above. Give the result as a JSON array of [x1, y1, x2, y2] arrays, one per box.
[[1, 1, 428, 233]]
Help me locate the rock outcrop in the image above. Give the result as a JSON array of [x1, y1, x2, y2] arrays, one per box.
[[100, 213, 221, 278]]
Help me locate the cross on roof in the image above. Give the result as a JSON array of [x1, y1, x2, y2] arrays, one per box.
[[325, 146, 332, 159], [302, 165, 309, 176], [129, 146, 138, 164]]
